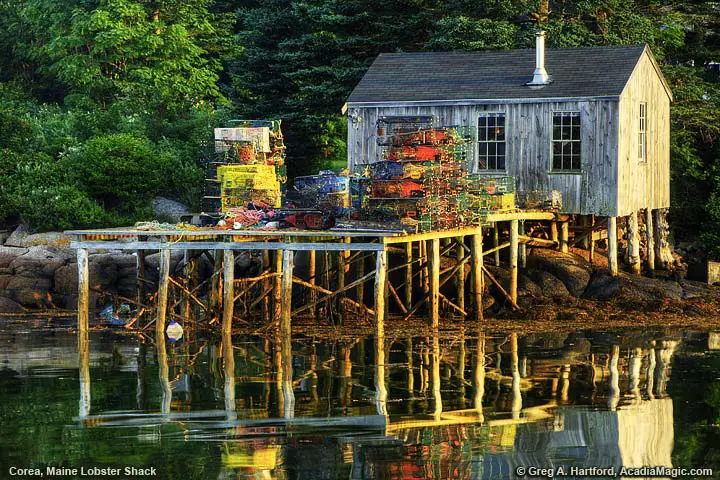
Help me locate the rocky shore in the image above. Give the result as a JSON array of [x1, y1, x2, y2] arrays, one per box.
[[1, 225, 719, 318]]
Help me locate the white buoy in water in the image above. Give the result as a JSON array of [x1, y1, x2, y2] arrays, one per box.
[[166, 320, 184, 342]]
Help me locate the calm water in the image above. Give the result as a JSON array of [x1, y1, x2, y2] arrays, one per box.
[[1, 319, 719, 479]]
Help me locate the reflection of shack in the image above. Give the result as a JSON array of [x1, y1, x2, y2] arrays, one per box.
[[220, 426, 281, 478]]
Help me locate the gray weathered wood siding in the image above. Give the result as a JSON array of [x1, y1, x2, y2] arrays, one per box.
[[347, 100, 621, 215], [617, 51, 671, 215]]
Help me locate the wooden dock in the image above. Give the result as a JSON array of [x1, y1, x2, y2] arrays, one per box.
[[67, 210, 558, 341]]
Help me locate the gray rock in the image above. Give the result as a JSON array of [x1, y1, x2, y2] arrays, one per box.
[[527, 250, 591, 297], [584, 272, 683, 303], [5, 224, 29, 247], [152, 197, 190, 223], [21, 231, 72, 247], [679, 279, 719, 300], [486, 266, 542, 300], [54, 253, 120, 295], [526, 269, 571, 298], [5, 275, 53, 306], [9, 246, 74, 278], [0, 246, 27, 269], [0, 296, 25, 313]]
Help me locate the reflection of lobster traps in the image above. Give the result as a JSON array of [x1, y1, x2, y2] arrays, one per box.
[[516, 190, 562, 210]]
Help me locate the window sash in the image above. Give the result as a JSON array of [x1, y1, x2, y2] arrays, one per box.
[[477, 113, 506, 171], [552, 112, 581, 171]]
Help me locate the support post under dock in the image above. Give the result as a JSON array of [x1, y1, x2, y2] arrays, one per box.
[[550, 221, 559, 248], [608, 217, 619, 276], [510, 220, 519, 305], [493, 224, 500, 266], [405, 242, 413, 310], [77, 248, 90, 417], [455, 237, 465, 312], [471, 233, 484, 322], [273, 250, 283, 327], [628, 211, 641, 274], [156, 248, 172, 415], [645, 209, 655, 274], [222, 249, 236, 416], [518, 223, 526, 269], [373, 248, 388, 416], [280, 249, 294, 418], [560, 221, 569, 254], [430, 238, 440, 328]]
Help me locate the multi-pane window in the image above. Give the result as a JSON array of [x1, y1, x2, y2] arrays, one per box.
[[638, 103, 647, 162], [477, 113, 506, 170], [552, 112, 581, 171]]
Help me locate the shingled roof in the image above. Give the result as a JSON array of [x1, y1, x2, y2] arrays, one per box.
[[346, 44, 665, 104]]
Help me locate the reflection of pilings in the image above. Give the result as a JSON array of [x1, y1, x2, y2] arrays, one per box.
[[458, 328, 466, 409], [78, 248, 91, 418], [608, 345, 620, 411], [136, 340, 146, 410], [559, 364, 570, 404], [629, 347, 642, 402], [511, 333, 521, 419], [432, 328, 442, 419], [374, 249, 388, 416], [654, 341, 675, 398], [646, 343, 656, 400], [407, 337, 414, 393], [222, 250, 236, 418], [473, 332, 486, 422]]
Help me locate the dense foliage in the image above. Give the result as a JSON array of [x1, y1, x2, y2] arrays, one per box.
[[0, 0, 718, 255]]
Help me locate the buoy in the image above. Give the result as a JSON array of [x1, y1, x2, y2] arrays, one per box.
[[166, 320, 184, 342]]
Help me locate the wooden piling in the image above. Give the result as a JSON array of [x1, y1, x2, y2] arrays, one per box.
[[280, 249, 294, 419], [157, 248, 171, 337], [356, 250, 365, 304], [518, 222, 526, 268], [222, 249, 236, 416], [373, 248, 388, 416], [273, 250, 283, 327], [550, 221, 559, 248], [510, 220, 519, 305], [136, 248, 146, 304], [560, 221, 569, 254], [589, 215, 596, 263], [262, 250, 271, 322], [156, 247, 171, 415], [493, 224, 500, 266], [471, 233, 484, 322], [653, 208, 673, 269], [455, 237, 465, 312], [209, 250, 222, 312], [628, 211, 641, 274], [77, 248, 91, 417], [645, 209, 655, 273], [280, 250, 294, 338], [430, 238, 440, 328], [608, 216, 619, 276], [405, 242, 413, 310], [421, 241, 430, 296]]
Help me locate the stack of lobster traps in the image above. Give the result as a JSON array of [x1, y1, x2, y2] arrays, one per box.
[[202, 120, 287, 212], [364, 117, 473, 231]]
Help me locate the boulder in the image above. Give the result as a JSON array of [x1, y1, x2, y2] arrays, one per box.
[[21, 232, 71, 248], [485, 266, 542, 300], [5, 224, 29, 247], [5, 275, 53, 307], [679, 279, 720, 300], [0, 296, 24, 313], [583, 272, 683, 304], [152, 197, 190, 223], [0, 246, 27, 269], [8, 245, 74, 278], [54, 253, 120, 295], [526, 269, 571, 298], [527, 250, 591, 297]]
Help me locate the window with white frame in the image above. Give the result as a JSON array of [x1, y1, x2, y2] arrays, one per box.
[[477, 113, 506, 170], [638, 103, 647, 162], [552, 112, 581, 171]]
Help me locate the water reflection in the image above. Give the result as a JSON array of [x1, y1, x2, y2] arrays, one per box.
[[5, 321, 716, 478]]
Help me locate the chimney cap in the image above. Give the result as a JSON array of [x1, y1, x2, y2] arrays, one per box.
[[527, 30, 552, 87]]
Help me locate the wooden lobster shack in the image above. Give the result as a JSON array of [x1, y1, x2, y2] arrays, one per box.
[[344, 32, 674, 275]]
